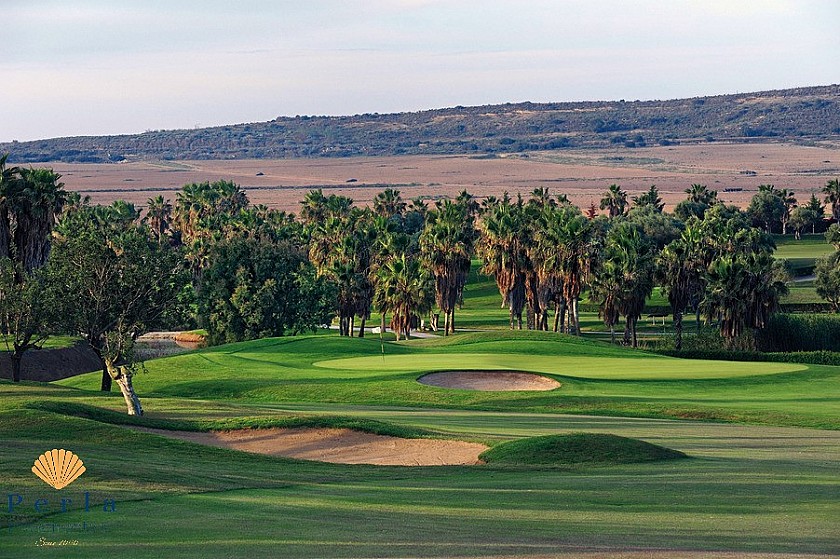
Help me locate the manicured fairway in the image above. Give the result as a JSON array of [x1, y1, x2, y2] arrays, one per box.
[[2, 328, 839, 557]]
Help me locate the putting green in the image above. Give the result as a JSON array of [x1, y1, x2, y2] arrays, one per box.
[[315, 352, 805, 380]]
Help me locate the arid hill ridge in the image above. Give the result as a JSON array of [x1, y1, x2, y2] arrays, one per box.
[[4, 84, 839, 163]]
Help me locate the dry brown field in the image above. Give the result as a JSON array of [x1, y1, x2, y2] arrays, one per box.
[[43, 142, 840, 213]]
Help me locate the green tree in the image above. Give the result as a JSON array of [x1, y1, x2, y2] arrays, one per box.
[[420, 199, 475, 335], [656, 226, 704, 350], [144, 195, 173, 244], [50, 206, 188, 412], [198, 237, 335, 344], [599, 184, 628, 218], [631, 185, 664, 212], [374, 252, 433, 340], [822, 178, 840, 224], [815, 252, 840, 312], [477, 196, 528, 329], [0, 259, 58, 382], [747, 187, 785, 233]]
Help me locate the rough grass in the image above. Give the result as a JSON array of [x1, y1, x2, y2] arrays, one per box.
[[479, 433, 687, 466]]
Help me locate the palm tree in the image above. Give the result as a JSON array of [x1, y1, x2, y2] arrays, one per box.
[[14, 168, 67, 272], [144, 195, 173, 244], [373, 188, 406, 219], [702, 251, 787, 348], [0, 154, 22, 260], [419, 200, 475, 335], [534, 205, 594, 334], [822, 179, 840, 224], [656, 225, 704, 350], [477, 197, 527, 329], [300, 189, 328, 227], [597, 222, 654, 347], [686, 184, 718, 205], [374, 252, 433, 340], [777, 188, 797, 235], [599, 184, 628, 218]]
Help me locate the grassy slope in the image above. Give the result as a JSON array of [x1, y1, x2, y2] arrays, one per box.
[[2, 237, 840, 556], [1, 381, 839, 557], [55, 332, 840, 429]]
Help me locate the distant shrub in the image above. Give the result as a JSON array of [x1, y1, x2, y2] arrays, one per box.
[[754, 313, 840, 352]]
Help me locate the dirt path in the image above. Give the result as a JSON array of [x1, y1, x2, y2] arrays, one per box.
[[133, 427, 488, 466], [418, 371, 561, 391]]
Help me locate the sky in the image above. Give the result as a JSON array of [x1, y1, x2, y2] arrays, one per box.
[[2, 0, 839, 142]]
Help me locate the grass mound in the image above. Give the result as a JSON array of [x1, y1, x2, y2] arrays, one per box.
[[480, 433, 687, 466]]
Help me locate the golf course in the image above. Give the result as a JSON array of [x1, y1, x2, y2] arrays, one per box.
[[1, 322, 839, 557]]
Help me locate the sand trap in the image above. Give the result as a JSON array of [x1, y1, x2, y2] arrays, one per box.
[[134, 427, 487, 466], [418, 370, 561, 391]]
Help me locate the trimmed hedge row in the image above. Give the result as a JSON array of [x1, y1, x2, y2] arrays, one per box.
[[656, 349, 840, 366]]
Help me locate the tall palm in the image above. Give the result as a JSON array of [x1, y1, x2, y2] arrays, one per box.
[[822, 179, 840, 224], [656, 225, 704, 350], [373, 188, 406, 219], [14, 168, 67, 272], [420, 199, 475, 335], [477, 197, 527, 329], [534, 205, 594, 334], [599, 184, 628, 218], [0, 154, 22, 260], [374, 252, 433, 340], [144, 195, 173, 244], [777, 188, 796, 235], [686, 183, 718, 205]]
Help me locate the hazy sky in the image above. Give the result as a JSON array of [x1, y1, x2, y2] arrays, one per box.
[[3, 0, 839, 142]]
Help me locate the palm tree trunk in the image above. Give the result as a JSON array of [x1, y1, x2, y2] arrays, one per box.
[[443, 310, 450, 336], [623, 317, 632, 346], [632, 317, 638, 348], [349, 316, 355, 337], [358, 317, 366, 338], [553, 302, 561, 332], [674, 309, 683, 350], [449, 309, 455, 335], [610, 323, 616, 345]]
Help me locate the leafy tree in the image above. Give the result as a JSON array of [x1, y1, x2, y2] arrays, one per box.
[[815, 252, 840, 312], [804, 193, 826, 233], [599, 184, 628, 218], [631, 185, 664, 212], [625, 205, 683, 249], [776, 188, 796, 235], [747, 187, 785, 233], [198, 237, 335, 345], [789, 203, 821, 239], [702, 250, 788, 348], [50, 205, 188, 412], [0, 259, 58, 381]]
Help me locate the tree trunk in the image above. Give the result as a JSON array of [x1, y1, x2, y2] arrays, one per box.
[[631, 317, 638, 348], [11, 353, 22, 382], [443, 310, 450, 336], [623, 318, 632, 346], [349, 316, 355, 337], [358, 317, 366, 338], [553, 302, 561, 332], [106, 360, 143, 416], [674, 309, 683, 351], [610, 323, 616, 345], [449, 310, 455, 335], [381, 313, 386, 334]]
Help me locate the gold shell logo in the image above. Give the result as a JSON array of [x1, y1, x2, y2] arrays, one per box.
[[32, 449, 86, 490]]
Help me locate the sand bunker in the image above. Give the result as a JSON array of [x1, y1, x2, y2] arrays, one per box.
[[135, 427, 487, 466], [418, 370, 560, 391]]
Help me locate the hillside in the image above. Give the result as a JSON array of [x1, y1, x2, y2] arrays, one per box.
[[3, 85, 839, 163]]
